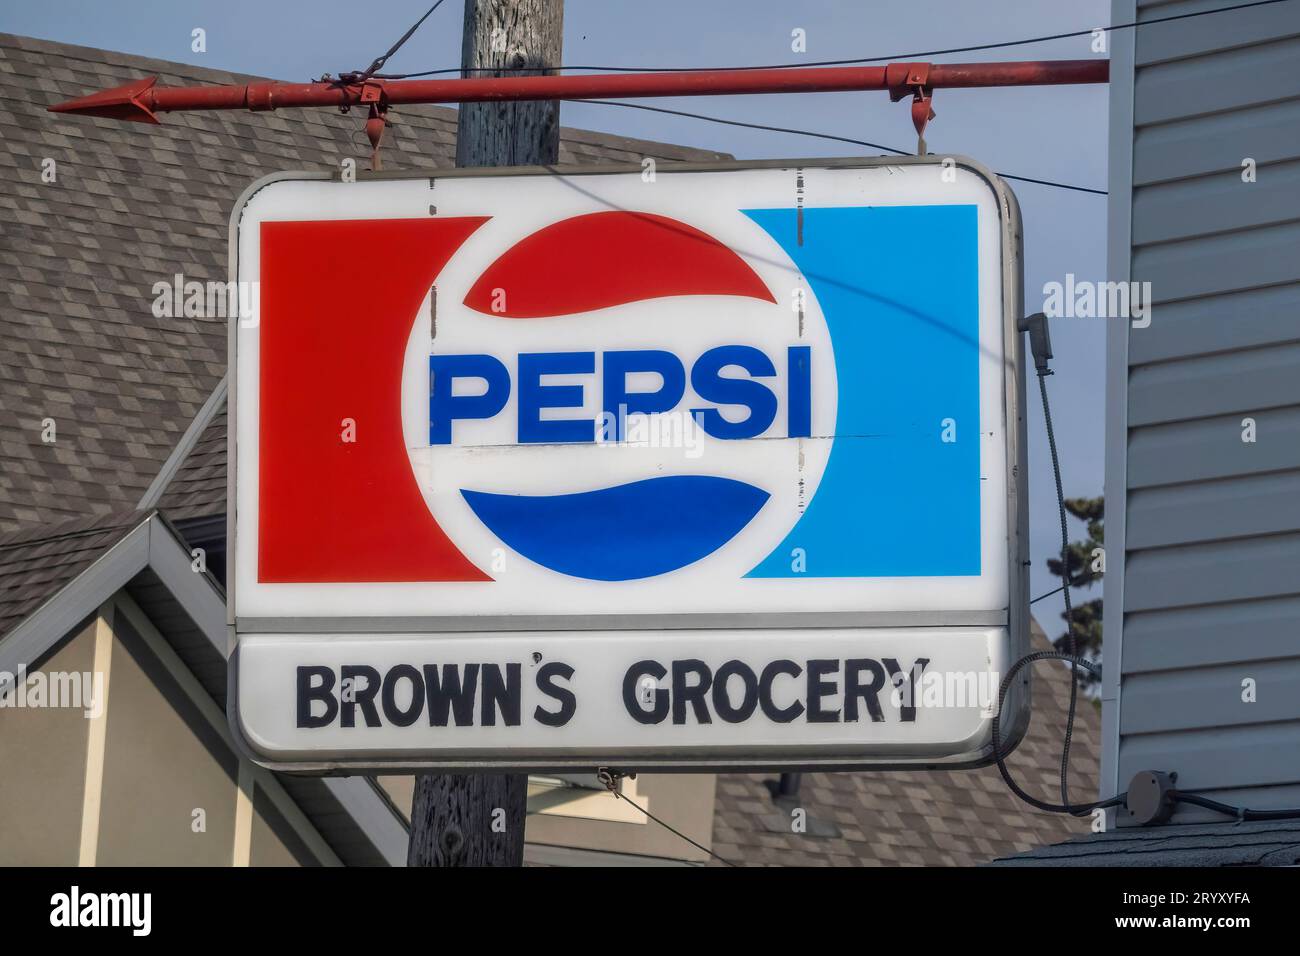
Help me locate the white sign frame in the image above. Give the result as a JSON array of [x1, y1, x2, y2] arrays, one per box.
[[227, 155, 1030, 773]]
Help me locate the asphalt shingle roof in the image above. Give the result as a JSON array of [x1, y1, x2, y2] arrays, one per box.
[[0, 508, 145, 638], [993, 818, 1300, 867], [153, 396, 226, 520], [711, 623, 1104, 866], [0, 32, 728, 534]]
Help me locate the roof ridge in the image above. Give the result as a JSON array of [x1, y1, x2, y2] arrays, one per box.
[[139, 377, 228, 511], [0, 508, 153, 551]]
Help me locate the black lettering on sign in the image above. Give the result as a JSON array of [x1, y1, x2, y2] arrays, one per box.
[[423, 663, 479, 726], [805, 658, 840, 723], [759, 660, 804, 723], [341, 664, 381, 728], [624, 660, 668, 724], [481, 663, 522, 727], [381, 664, 424, 727], [672, 659, 712, 725], [712, 660, 759, 723], [883, 657, 930, 722], [534, 662, 576, 727], [844, 658, 887, 722], [297, 666, 337, 728]]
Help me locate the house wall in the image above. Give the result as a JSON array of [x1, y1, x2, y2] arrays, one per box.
[[0, 602, 328, 863], [1106, 0, 1300, 820], [0, 618, 96, 865], [523, 774, 717, 862], [378, 772, 717, 863], [97, 607, 241, 864]]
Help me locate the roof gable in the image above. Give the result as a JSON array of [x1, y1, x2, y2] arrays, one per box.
[[0, 508, 407, 865], [0, 509, 144, 639]]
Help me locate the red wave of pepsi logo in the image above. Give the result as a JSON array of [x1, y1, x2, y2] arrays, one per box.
[[258, 213, 811, 584], [462, 211, 775, 317]]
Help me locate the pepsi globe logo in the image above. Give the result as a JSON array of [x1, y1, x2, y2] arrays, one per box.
[[251, 172, 986, 606], [401, 209, 839, 583]]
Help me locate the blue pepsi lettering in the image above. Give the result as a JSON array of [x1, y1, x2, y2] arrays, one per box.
[[428, 354, 510, 444], [689, 345, 777, 440], [518, 351, 594, 444], [428, 346, 810, 445], [602, 350, 686, 441], [787, 345, 812, 438]]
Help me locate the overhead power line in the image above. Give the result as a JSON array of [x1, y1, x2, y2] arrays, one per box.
[[355, 0, 1298, 195], [574, 99, 1108, 195], [352, 0, 450, 82], [376, 0, 1291, 77]]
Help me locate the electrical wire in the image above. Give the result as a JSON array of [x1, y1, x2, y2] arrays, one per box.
[[991, 653, 1121, 815], [375, 0, 1291, 77], [573, 98, 1107, 195], [989, 343, 1115, 816], [1029, 582, 1068, 605], [1170, 791, 1300, 822], [998, 318, 1300, 827], [1040, 368, 1083, 812], [351, 0, 450, 83], [603, 779, 738, 866]]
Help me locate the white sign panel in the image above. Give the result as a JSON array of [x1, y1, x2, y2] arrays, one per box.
[[229, 156, 1028, 771]]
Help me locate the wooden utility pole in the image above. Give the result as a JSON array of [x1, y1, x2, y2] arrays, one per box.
[[407, 0, 563, 867], [454, 0, 564, 167]]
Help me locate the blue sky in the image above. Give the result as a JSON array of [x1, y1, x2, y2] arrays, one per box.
[[3, 0, 1112, 630]]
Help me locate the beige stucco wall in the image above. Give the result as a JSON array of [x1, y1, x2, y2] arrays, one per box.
[[378, 772, 717, 863], [97, 610, 240, 865], [525, 774, 717, 862], [0, 599, 328, 866], [251, 788, 315, 866], [0, 618, 96, 865]]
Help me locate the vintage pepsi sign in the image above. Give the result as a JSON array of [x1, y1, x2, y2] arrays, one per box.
[[230, 157, 1029, 771]]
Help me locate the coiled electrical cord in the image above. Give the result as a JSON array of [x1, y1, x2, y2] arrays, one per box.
[[1000, 315, 1300, 826], [989, 333, 1116, 816]]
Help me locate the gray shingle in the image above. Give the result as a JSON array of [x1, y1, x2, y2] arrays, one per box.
[[710, 623, 1104, 866], [0, 31, 729, 534], [0, 508, 145, 638], [993, 819, 1300, 867]]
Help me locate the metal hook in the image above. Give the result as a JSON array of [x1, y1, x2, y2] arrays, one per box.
[[364, 103, 388, 171], [596, 767, 626, 794], [885, 62, 935, 155], [911, 87, 935, 155]]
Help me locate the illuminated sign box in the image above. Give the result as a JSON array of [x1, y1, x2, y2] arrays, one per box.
[[229, 156, 1029, 771]]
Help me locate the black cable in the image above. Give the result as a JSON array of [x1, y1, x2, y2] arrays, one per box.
[[573, 99, 1107, 195], [1171, 792, 1300, 822], [610, 788, 738, 866], [575, 97, 900, 154], [990, 332, 1108, 816], [376, 0, 1291, 77], [990, 650, 1121, 815], [1038, 369, 1083, 812], [353, 0, 450, 83], [997, 316, 1300, 828], [1029, 582, 1067, 605]]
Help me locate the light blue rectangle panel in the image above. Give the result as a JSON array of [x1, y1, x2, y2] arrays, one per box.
[[745, 204, 982, 578]]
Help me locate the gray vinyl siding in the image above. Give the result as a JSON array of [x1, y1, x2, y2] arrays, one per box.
[[1108, 0, 1300, 820]]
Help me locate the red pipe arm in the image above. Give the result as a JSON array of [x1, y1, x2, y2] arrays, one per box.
[[48, 59, 1108, 123]]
